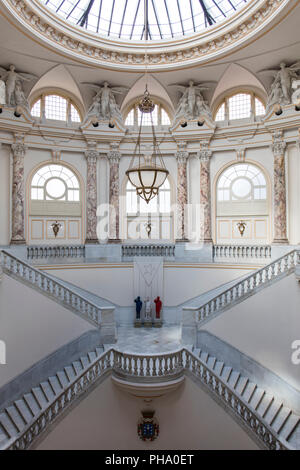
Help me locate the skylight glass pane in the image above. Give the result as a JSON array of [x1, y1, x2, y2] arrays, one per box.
[[31, 100, 41, 118], [161, 108, 170, 125], [255, 98, 265, 116], [125, 109, 135, 126], [215, 103, 225, 121], [70, 104, 81, 122], [228, 93, 251, 120], [45, 95, 67, 121], [40, 0, 249, 40]]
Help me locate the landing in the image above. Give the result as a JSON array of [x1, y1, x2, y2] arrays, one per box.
[[114, 326, 182, 354]]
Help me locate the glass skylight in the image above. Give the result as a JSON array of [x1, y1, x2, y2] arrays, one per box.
[[40, 0, 249, 41]]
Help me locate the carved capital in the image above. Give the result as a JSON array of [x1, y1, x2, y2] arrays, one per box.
[[11, 143, 26, 158], [271, 130, 286, 156], [198, 141, 212, 162], [85, 141, 99, 163], [107, 143, 121, 165]]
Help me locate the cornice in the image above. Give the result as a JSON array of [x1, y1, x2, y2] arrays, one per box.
[[1, 0, 292, 71]]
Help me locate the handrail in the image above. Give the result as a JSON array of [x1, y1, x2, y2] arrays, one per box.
[[184, 250, 298, 324], [0, 250, 103, 328], [122, 244, 175, 257], [213, 244, 272, 260], [27, 245, 85, 260], [4, 348, 291, 451]]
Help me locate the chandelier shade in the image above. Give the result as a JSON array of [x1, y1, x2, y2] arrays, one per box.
[[126, 166, 169, 203]]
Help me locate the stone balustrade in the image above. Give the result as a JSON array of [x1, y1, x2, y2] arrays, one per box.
[[4, 348, 290, 451], [27, 245, 85, 260], [0, 250, 103, 328], [185, 250, 298, 325], [122, 244, 175, 258], [213, 244, 272, 261]]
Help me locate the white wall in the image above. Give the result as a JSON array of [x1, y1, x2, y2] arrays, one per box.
[[44, 265, 253, 307], [0, 273, 93, 387], [205, 273, 300, 392], [36, 376, 258, 450]]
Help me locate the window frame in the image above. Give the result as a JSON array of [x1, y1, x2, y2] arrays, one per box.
[[30, 164, 81, 203], [213, 89, 266, 123], [124, 99, 172, 127], [30, 90, 83, 124]]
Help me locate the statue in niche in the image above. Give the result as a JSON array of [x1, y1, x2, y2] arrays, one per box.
[[82, 81, 128, 122], [154, 296, 162, 320], [266, 81, 284, 114], [292, 79, 300, 106], [0, 65, 37, 107], [259, 61, 300, 105], [14, 81, 30, 112], [170, 80, 215, 121], [0, 79, 5, 105], [144, 297, 152, 321], [134, 296, 143, 320]]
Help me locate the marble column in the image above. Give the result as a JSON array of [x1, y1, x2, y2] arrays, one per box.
[[176, 142, 189, 241], [11, 134, 26, 244], [85, 142, 99, 244], [108, 143, 121, 242], [271, 131, 289, 244], [198, 141, 213, 244]]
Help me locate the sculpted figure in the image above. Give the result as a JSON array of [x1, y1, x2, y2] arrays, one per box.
[[0, 79, 5, 105], [292, 79, 300, 106], [259, 61, 300, 104], [266, 81, 284, 113], [82, 81, 128, 122], [14, 81, 30, 111], [0, 65, 37, 107], [144, 297, 152, 321], [134, 296, 143, 320], [170, 80, 215, 121], [154, 296, 162, 320]]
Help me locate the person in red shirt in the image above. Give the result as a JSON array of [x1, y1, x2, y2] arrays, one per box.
[[154, 296, 162, 319]]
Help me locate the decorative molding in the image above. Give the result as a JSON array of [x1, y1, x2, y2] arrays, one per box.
[[3, 0, 290, 71], [198, 140, 212, 161], [107, 142, 121, 164], [271, 130, 286, 156]]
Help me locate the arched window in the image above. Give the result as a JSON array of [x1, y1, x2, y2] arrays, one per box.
[[217, 164, 267, 202], [29, 164, 82, 245], [125, 179, 172, 240], [125, 102, 171, 126], [31, 94, 82, 123], [216, 163, 269, 244], [215, 92, 265, 121], [31, 164, 80, 202]]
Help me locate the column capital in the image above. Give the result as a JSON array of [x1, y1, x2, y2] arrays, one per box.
[[176, 150, 189, 164], [271, 130, 286, 156], [197, 141, 212, 161], [85, 141, 99, 162], [11, 133, 27, 157], [107, 143, 121, 164]]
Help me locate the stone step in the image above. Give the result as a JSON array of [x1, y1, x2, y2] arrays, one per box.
[[80, 356, 90, 369], [64, 366, 77, 382], [272, 407, 292, 433], [264, 400, 283, 425], [235, 376, 249, 395], [40, 382, 55, 402], [5, 406, 25, 433], [228, 371, 240, 389], [48, 376, 63, 395], [221, 366, 232, 382], [207, 356, 217, 369], [0, 424, 8, 443], [199, 351, 209, 363], [96, 347, 104, 356], [14, 399, 34, 424], [280, 414, 300, 441], [0, 411, 18, 437], [256, 394, 274, 418], [72, 361, 83, 376], [31, 387, 49, 409], [214, 361, 224, 376], [24, 393, 42, 416], [88, 352, 97, 363], [56, 371, 70, 389], [242, 382, 257, 402], [249, 388, 265, 410]]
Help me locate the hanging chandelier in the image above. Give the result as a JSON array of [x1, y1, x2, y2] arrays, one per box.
[[125, 0, 169, 204]]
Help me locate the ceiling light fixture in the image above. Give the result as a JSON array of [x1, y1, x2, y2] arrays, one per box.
[[125, 0, 168, 204]]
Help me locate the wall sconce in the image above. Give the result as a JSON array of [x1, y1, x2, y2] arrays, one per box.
[[237, 221, 247, 237], [180, 121, 187, 128], [91, 118, 99, 127], [144, 221, 152, 238], [197, 120, 204, 126], [51, 220, 62, 238], [108, 121, 115, 128]]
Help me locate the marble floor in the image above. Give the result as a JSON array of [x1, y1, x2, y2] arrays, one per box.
[[114, 325, 182, 354]]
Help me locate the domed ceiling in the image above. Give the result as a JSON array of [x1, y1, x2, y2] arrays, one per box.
[[40, 0, 249, 41]]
